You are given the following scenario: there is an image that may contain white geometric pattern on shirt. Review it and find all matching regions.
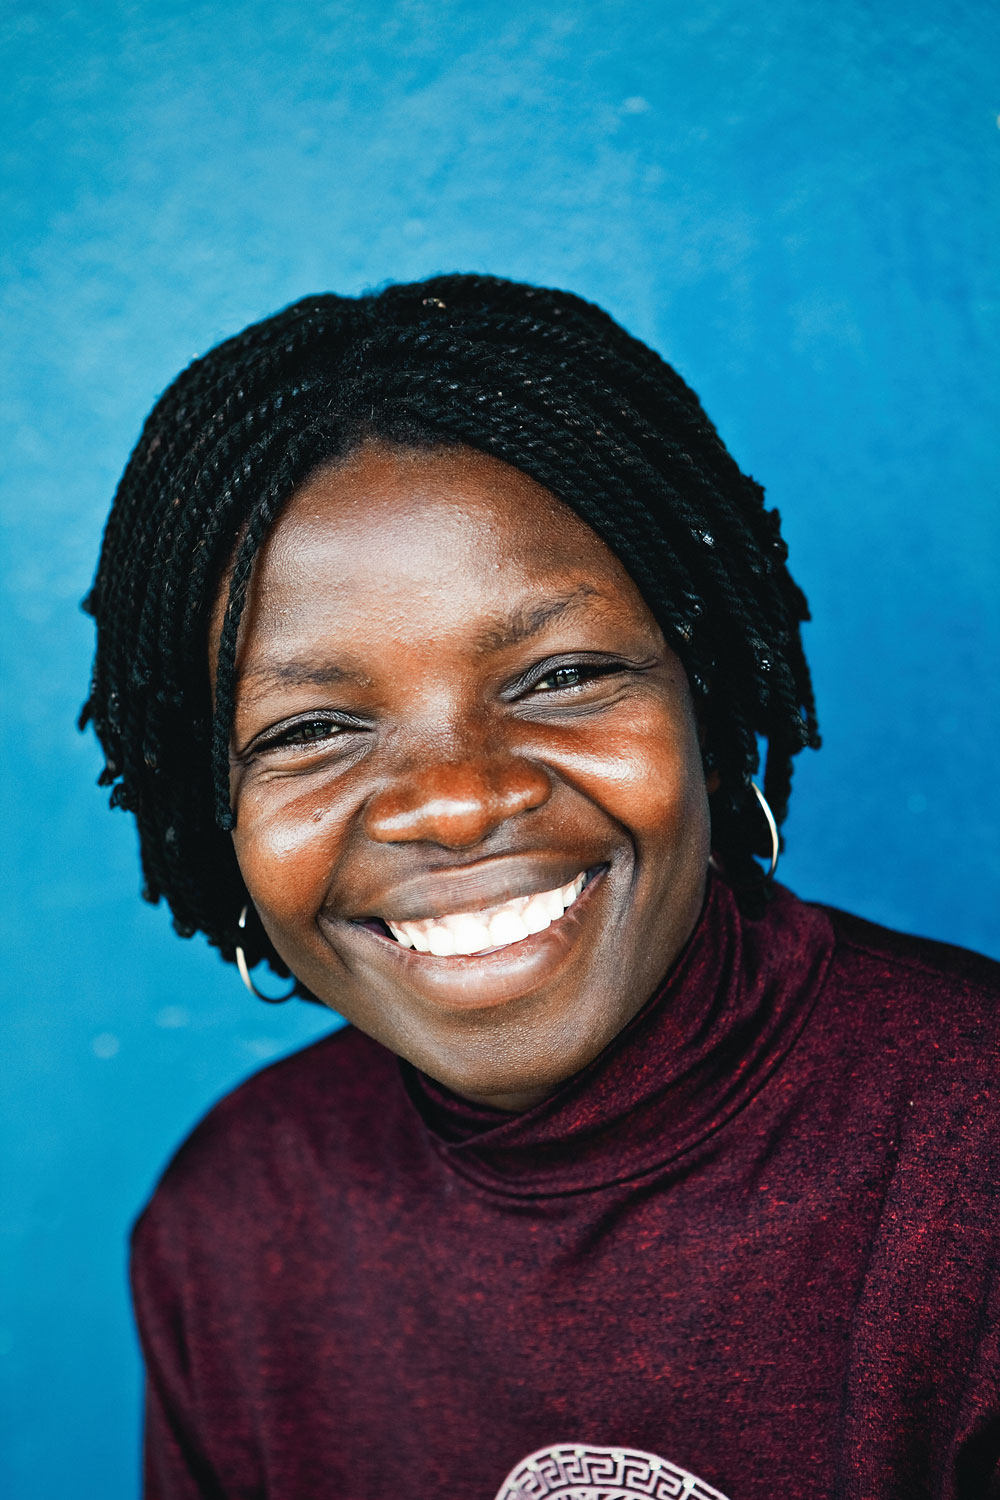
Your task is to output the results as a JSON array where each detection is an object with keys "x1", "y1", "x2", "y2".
[{"x1": 494, "y1": 1442, "x2": 731, "y2": 1500}]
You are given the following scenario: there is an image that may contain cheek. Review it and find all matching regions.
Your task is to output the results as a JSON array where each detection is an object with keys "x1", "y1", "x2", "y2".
[
  {"x1": 549, "y1": 699, "x2": 709, "y2": 851},
  {"x1": 231, "y1": 778, "x2": 345, "y2": 929}
]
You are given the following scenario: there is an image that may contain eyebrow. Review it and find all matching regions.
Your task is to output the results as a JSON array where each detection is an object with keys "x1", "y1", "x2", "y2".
[
  {"x1": 474, "y1": 585, "x2": 603, "y2": 651},
  {"x1": 238, "y1": 660, "x2": 371, "y2": 690},
  {"x1": 238, "y1": 585, "x2": 604, "y2": 691}
]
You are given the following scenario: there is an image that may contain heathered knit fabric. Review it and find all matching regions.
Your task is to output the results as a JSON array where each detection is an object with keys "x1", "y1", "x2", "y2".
[{"x1": 131, "y1": 875, "x2": 1000, "y2": 1499}]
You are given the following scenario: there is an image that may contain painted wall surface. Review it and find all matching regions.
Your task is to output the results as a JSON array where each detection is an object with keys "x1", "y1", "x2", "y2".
[{"x1": 2, "y1": 2, "x2": 997, "y2": 1493}]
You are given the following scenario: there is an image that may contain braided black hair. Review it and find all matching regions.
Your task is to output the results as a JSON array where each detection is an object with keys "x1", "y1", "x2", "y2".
[{"x1": 80, "y1": 273, "x2": 819, "y2": 992}]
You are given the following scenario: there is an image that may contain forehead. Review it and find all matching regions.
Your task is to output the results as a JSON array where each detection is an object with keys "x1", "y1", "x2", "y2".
[{"x1": 245, "y1": 441, "x2": 645, "y2": 623}]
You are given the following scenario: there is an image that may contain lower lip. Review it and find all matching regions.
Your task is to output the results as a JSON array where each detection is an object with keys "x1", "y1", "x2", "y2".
[{"x1": 339, "y1": 867, "x2": 607, "y2": 1010}]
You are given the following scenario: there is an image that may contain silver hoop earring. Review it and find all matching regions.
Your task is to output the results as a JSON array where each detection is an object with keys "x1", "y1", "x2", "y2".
[
  {"x1": 235, "y1": 905, "x2": 297, "y2": 1003},
  {"x1": 751, "y1": 781, "x2": 779, "y2": 879}
]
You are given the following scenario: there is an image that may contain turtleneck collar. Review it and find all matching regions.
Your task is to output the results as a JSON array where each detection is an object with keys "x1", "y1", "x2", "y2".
[{"x1": 401, "y1": 873, "x2": 834, "y2": 1197}]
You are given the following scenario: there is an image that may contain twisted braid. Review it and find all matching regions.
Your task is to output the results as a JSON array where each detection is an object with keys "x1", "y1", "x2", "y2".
[{"x1": 82, "y1": 273, "x2": 819, "y2": 987}]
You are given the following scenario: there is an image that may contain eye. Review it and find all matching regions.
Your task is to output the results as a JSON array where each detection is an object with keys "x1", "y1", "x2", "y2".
[
  {"x1": 528, "y1": 662, "x2": 616, "y2": 693},
  {"x1": 248, "y1": 714, "x2": 360, "y2": 755},
  {"x1": 283, "y1": 719, "x2": 344, "y2": 745}
]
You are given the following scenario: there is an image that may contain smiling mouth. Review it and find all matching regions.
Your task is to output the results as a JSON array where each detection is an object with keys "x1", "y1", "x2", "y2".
[{"x1": 367, "y1": 871, "x2": 591, "y2": 957}]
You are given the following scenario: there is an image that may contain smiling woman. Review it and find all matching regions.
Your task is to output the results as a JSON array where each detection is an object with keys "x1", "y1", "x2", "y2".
[
  {"x1": 81, "y1": 276, "x2": 1000, "y2": 1500},
  {"x1": 223, "y1": 443, "x2": 711, "y2": 1111}
]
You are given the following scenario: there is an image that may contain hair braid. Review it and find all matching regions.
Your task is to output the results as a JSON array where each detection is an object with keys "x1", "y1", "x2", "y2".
[{"x1": 82, "y1": 273, "x2": 820, "y2": 986}]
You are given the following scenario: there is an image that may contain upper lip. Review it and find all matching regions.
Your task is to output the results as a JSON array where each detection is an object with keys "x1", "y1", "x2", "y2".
[{"x1": 342, "y1": 855, "x2": 598, "y2": 924}]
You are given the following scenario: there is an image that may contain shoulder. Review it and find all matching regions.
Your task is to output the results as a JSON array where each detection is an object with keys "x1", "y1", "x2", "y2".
[
  {"x1": 823, "y1": 902, "x2": 1000, "y2": 998},
  {"x1": 132, "y1": 1023, "x2": 408, "y2": 1262},
  {"x1": 818, "y1": 901, "x2": 1000, "y2": 1023},
  {"x1": 798, "y1": 896, "x2": 1000, "y2": 1094},
  {"x1": 171, "y1": 1019, "x2": 400, "y2": 1155}
]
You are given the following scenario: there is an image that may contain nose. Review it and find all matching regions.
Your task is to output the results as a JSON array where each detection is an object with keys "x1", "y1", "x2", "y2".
[{"x1": 363, "y1": 755, "x2": 552, "y2": 848}]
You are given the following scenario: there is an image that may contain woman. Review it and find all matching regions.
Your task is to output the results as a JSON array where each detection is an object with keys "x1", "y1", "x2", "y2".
[{"x1": 82, "y1": 275, "x2": 1000, "y2": 1500}]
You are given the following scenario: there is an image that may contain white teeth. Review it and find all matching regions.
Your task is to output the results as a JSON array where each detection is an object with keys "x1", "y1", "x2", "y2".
[
  {"x1": 522, "y1": 895, "x2": 553, "y2": 935},
  {"x1": 426, "y1": 927, "x2": 456, "y2": 957},
  {"x1": 543, "y1": 887, "x2": 565, "y2": 920},
  {"x1": 444, "y1": 913, "x2": 493, "y2": 954},
  {"x1": 384, "y1": 871, "x2": 589, "y2": 958},
  {"x1": 388, "y1": 921, "x2": 428, "y2": 952},
  {"x1": 489, "y1": 907, "x2": 530, "y2": 946}
]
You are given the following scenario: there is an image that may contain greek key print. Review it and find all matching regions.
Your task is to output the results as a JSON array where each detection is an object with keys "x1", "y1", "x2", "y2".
[{"x1": 494, "y1": 1442, "x2": 731, "y2": 1500}]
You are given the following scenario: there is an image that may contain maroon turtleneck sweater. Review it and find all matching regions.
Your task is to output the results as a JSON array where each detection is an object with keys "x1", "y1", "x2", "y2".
[{"x1": 131, "y1": 877, "x2": 1000, "y2": 1499}]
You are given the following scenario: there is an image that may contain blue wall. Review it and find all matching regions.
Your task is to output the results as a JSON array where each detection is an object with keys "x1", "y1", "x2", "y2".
[{"x1": 3, "y1": 2, "x2": 998, "y2": 1493}]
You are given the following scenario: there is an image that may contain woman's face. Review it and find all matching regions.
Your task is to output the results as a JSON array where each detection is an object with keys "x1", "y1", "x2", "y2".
[{"x1": 219, "y1": 441, "x2": 713, "y2": 1110}]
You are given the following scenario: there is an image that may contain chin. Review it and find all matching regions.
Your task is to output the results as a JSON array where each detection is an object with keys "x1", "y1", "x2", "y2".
[{"x1": 414, "y1": 1000, "x2": 631, "y2": 1113}]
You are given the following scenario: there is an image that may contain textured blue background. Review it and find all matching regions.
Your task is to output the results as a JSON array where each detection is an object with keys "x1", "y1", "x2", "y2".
[{"x1": 2, "y1": 2, "x2": 998, "y2": 1493}]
